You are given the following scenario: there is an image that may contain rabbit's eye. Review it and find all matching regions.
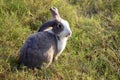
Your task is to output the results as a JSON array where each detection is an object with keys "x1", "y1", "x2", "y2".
[{"x1": 57, "y1": 24, "x2": 62, "y2": 28}]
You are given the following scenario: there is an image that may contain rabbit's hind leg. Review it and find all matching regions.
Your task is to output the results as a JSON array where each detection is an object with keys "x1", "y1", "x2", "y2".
[
  {"x1": 45, "y1": 53, "x2": 54, "y2": 68},
  {"x1": 45, "y1": 57, "x2": 53, "y2": 68}
]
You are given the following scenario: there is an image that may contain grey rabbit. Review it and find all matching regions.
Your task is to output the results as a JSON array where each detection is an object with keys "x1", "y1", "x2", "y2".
[{"x1": 18, "y1": 7, "x2": 72, "y2": 69}]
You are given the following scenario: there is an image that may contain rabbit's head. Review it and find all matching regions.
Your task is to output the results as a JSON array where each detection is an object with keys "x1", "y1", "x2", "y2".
[
  {"x1": 52, "y1": 19, "x2": 72, "y2": 38},
  {"x1": 50, "y1": 7, "x2": 72, "y2": 38},
  {"x1": 38, "y1": 7, "x2": 72, "y2": 38}
]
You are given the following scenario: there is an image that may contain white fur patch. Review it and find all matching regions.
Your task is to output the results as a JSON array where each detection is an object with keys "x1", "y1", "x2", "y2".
[{"x1": 57, "y1": 37, "x2": 68, "y2": 54}]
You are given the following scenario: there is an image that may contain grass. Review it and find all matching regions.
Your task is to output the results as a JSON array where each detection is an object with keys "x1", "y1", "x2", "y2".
[{"x1": 0, "y1": 0, "x2": 120, "y2": 80}]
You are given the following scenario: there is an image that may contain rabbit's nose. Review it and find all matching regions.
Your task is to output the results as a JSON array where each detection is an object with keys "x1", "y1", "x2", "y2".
[{"x1": 66, "y1": 32, "x2": 72, "y2": 37}]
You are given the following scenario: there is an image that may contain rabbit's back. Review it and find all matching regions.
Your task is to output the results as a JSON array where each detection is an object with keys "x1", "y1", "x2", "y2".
[{"x1": 19, "y1": 32, "x2": 57, "y2": 68}]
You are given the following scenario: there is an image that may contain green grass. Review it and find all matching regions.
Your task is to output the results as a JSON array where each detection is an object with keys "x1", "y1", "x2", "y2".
[{"x1": 0, "y1": 0, "x2": 120, "y2": 80}]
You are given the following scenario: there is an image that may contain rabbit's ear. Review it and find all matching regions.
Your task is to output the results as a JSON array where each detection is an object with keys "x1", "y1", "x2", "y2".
[
  {"x1": 50, "y1": 7, "x2": 62, "y2": 22},
  {"x1": 38, "y1": 20, "x2": 57, "y2": 32},
  {"x1": 38, "y1": 7, "x2": 61, "y2": 32}
]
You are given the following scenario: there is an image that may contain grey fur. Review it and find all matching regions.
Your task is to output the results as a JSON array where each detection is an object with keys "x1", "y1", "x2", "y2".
[
  {"x1": 18, "y1": 32, "x2": 58, "y2": 68},
  {"x1": 38, "y1": 20, "x2": 57, "y2": 32}
]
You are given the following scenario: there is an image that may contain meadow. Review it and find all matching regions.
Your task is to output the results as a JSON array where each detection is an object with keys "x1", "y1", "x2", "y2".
[{"x1": 0, "y1": 0, "x2": 120, "y2": 80}]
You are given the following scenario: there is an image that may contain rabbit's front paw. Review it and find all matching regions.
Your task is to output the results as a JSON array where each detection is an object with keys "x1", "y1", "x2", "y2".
[{"x1": 53, "y1": 56, "x2": 58, "y2": 61}]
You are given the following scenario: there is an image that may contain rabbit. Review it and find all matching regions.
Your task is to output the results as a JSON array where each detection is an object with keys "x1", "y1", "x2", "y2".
[{"x1": 18, "y1": 7, "x2": 72, "y2": 69}]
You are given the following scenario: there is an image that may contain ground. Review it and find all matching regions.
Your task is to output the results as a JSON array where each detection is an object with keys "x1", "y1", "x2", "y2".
[{"x1": 0, "y1": 0, "x2": 120, "y2": 80}]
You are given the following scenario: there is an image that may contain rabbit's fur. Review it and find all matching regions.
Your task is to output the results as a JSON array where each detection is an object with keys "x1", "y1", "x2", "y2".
[
  {"x1": 19, "y1": 31, "x2": 58, "y2": 68},
  {"x1": 18, "y1": 7, "x2": 72, "y2": 69}
]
